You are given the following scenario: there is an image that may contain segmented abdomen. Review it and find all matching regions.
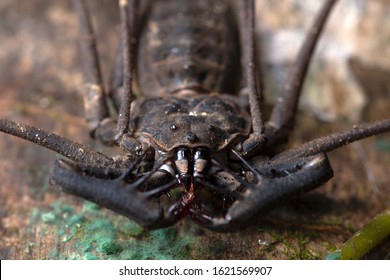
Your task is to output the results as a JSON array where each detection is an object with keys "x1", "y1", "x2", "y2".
[{"x1": 137, "y1": 0, "x2": 240, "y2": 96}]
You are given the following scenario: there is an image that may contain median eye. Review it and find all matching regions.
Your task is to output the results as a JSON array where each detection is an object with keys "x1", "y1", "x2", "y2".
[{"x1": 186, "y1": 132, "x2": 198, "y2": 143}]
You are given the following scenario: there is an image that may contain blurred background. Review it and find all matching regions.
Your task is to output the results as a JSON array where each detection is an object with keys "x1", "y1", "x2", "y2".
[{"x1": 0, "y1": 0, "x2": 389, "y2": 259}]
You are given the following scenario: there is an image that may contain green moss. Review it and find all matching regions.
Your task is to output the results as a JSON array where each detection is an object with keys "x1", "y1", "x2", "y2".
[
  {"x1": 101, "y1": 241, "x2": 122, "y2": 255},
  {"x1": 41, "y1": 212, "x2": 57, "y2": 224},
  {"x1": 117, "y1": 227, "x2": 194, "y2": 260},
  {"x1": 82, "y1": 201, "x2": 101, "y2": 213},
  {"x1": 83, "y1": 252, "x2": 100, "y2": 260},
  {"x1": 32, "y1": 200, "x2": 197, "y2": 260},
  {"x1": 255, "y1": 227, "x2": 322, "y2": 260},
  {"x1": 207, "y1": 239, "x2": 228, "y2": 258}
]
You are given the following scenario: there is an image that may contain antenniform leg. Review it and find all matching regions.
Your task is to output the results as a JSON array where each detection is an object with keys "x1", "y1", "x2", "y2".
[
  {"x1": 115, "y1": 0, "x2": 139, "y2": 139},
  {"x1": 237, "y1": 0, "x2": 266, "y2": 157},
  {"x1": 73, "y1": 0, "x2": 143, "y2": 156},
  {"x1": 0, "y1": 119, "x2": 114, "y2": 167},
  {"x1": 72, "y1": 0, "x2": 118, "y2": 145},
  {"x1": 266, "y1": 0, "x2": 337, "y2": 147}
]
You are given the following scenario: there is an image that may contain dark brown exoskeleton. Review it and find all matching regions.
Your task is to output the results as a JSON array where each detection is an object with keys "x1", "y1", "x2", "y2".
[{"x1": 1, "y1": 0, "x2": 390, "y2": 231}]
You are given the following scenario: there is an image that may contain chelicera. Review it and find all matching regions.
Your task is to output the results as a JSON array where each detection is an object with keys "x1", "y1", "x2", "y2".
[{"x1": 1, "y1": 0, "x2": 389, "y2": 232}]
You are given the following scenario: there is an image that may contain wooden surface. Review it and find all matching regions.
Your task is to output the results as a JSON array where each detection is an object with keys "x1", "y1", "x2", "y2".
[{"x1": 1, "y1": 0, "x2": 390, "y2": 260}]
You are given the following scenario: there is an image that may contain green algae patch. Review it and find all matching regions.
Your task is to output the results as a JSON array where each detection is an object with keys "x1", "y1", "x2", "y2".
[
  {"x1": 119, "y1": 227, "x2": 194, "y2": 260},
  {"x1": 41, "y1": 212, "x2": 57, "y2": 224},
  {"x1": 31, "y1": 200, "x2": 196, "y2": 260},
  {"x1": 101, "y1": 241, "x2": 122, "y2": 255}
]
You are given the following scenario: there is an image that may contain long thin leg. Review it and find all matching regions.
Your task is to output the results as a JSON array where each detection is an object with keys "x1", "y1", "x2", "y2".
[
  {"x1": 72, "y1": 0, "x2": 112, "y2": 139},
  {"x1": 0, "y1": 119, "x2": 114, "y2": 167},
  {"x1": 108, "y1": 40, "x2": 124, "y2": 112},
  {"x1": 239, "y1": 0, "x2": 266, "y2": 156},
  {"x1": 274, "y1": 119, "x2": 390, "y2": 161},
  {"x1": 266, "y1": 0, "x2": 338, "y2": 145},
  {"x1": 115, "y1": 0, "x2": 139, "y2": 138}
]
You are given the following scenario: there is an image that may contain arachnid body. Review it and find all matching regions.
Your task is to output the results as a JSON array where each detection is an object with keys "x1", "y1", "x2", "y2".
[{"x1": 0, "y1": 0, "x2": 390, "y2": 232}]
